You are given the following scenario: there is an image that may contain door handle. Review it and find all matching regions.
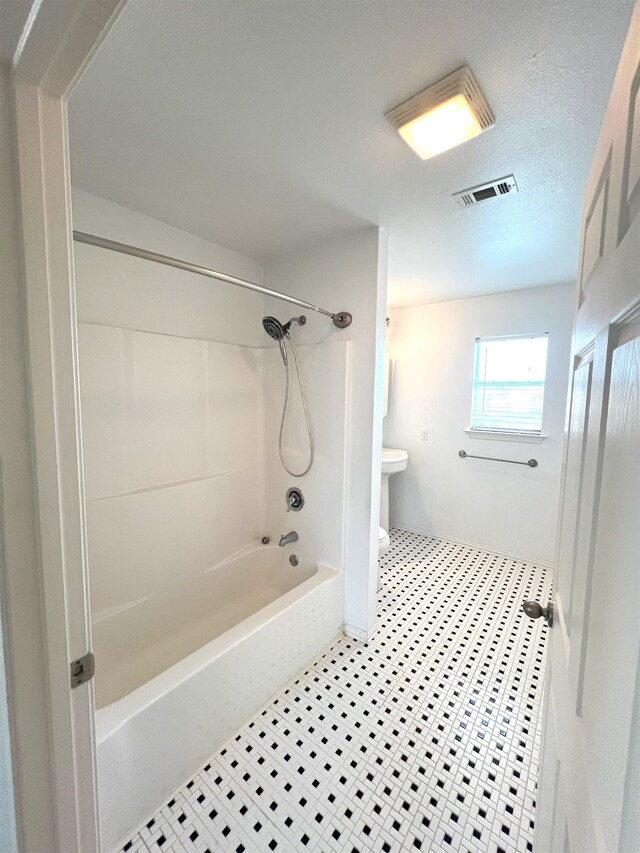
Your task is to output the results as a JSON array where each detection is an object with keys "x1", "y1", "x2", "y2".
[{"x1": 523, "y1": 600, "x2": 554, "y2": 627}]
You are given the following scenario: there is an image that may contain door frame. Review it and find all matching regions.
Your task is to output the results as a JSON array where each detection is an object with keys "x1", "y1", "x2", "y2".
[{"x1": 6, "y1": 2, "x2": 127, "y2": 849}]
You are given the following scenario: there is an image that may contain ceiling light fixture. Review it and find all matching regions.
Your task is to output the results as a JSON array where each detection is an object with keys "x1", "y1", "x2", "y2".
[{"x1": 385, "y1": 66, "x2": 494, "y2": 160}]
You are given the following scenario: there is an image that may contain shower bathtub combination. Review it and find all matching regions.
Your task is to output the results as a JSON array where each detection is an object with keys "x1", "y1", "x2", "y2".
[
  {"x1": 95, "y1": 542, "x2": 343, "y2": 849},
  {"x1": 74, "y1": 199, "x2": 357, "y2": 850}
]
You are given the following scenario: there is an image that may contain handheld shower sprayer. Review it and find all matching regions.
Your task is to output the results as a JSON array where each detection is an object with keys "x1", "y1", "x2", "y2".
[
  {"x1": 261, "y1": 316, "x2": 306, "y2": 366},
  {"x1": 261, "y1": 314, "x2": 313, "y2": 476}
]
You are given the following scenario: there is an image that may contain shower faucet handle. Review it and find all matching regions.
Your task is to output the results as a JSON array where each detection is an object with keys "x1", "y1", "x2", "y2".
[{"x1": 286, "y1": 488, "x2": 304, "y2": 512}]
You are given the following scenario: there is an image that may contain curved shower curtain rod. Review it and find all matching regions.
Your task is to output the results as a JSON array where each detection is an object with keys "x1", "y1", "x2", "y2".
[{"x1": 73, "y1": 231, "x2": 353, "y2": 328}]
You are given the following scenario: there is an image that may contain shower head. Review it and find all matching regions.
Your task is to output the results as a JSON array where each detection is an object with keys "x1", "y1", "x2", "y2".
[
  {"x1": 262, "y1": 316, "x2": 289, "y2": 365},
  {"x1": 262, "y1": 315, "x2": 306, "y2": 340},
  {"x1": 262, "y1": 315, "x2": 306, "y2": 366},
  {"x1": 262, "y1": 316, "x2": 286, "y2": 341}
]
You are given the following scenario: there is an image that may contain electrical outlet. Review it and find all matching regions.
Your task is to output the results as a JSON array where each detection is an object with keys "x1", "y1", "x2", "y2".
[{"x1": 420, "y1": 428, "x2": 429, "y2": 441}]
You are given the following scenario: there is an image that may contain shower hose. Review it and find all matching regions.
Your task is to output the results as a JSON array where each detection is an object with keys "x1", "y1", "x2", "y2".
[{"x1": 279, "y1": 333, "x2": 314, "y2": 477}]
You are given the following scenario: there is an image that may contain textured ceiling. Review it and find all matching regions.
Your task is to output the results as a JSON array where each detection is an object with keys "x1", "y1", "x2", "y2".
[{"x1": 68, "y1": 0, "x2": 635, "y2": 306}]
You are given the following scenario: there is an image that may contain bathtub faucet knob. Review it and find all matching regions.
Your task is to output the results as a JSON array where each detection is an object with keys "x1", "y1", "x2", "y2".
[
  {"x1": 279, "y1": 531, "x2": 299, "y2": 547},
  {"x1": 286, "y1": 488, "x2": 304, "y2": 512}
]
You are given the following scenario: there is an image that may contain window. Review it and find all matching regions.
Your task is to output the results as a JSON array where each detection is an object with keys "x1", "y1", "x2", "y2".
[{"x1": 470, "y1": 334, "x2": 549, "y2": 434}]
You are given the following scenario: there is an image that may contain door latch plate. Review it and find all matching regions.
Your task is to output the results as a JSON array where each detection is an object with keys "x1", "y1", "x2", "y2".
[{"x1": 70, "y1": 652, "x2": 95, "y2": 688}]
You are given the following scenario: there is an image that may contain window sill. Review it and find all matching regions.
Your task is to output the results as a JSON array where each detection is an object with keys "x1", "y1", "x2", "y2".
[{"x1": 464, "y1": 429, "x2": 547, "y2": 444}]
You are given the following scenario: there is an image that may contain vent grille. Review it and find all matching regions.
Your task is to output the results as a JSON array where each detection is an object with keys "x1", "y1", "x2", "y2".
[{"x1": 453, "y1": 175, "x2": 518, "y2": 209}]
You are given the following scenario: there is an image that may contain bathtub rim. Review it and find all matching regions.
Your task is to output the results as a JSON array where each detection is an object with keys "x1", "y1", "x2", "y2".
[{"x1": 95, "y1": 562, "x2": 339, "y2": 743}]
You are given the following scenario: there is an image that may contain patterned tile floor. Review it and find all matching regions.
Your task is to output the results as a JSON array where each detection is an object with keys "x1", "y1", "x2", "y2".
[{"x1": 119, "y1": 529, "x2": 551, "y2": 853}]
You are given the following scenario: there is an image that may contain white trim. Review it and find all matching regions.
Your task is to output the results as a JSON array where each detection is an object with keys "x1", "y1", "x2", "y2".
[
  {"x1": 344, "y1": 622, "x2": 379, "y2": 644},
  {"x1": 7, "y1": 2, "x2": 128, "y2": 850},
  {"x1": 464, "y1": 428, "x2": 548, "y2": 444},
  {"x1": 14, "y1": 78, "x2": 99, "y2": 853},
  {"x1": 14, "y1": 0, "x2": 125, "y2": 96},
  {"x1": 0, "y1": 64, "x2": 58, "y2": 853},
  {"x1": 391, "y1": 525, "x2": 555, "y2": 570}
]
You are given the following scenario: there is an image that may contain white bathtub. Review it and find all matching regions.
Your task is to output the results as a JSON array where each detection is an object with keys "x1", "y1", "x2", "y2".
[{"x1": 94, "y1": 543, "x2": 343, "y2": 851}]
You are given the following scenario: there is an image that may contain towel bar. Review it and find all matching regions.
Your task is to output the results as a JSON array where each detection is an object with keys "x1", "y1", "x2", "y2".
[{"x1": 458, "y1": 450, "x2": 538, "y2": 468}]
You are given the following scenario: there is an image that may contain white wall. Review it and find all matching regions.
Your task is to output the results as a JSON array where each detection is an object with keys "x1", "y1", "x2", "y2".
[
  {"x1": 263, "y1": 227, "x2": 388, "y2": 639},
  {"x1": 73, "y1": 190, "x2": 267, "y2": 629},
  {"x1": 384, "y1": 283, "x2": 574, "y2": 565},
  {"x1": 0, "y1": 64, "x2": 53, "y2": 853}
]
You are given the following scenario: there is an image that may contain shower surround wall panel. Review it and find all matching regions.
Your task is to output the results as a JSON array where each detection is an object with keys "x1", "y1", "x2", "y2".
[
  {"x1": 261, "y1": 339, "x2": 350, "y2": 572},
  {"x1": 78, "y1": 326, "x2": 264, "y2": 620},
  {"x1": 74, "y1": 190, "x2": 267, "y2": 627},
  {"x1": 72, "y1": 189, "x2": 263, "y2": 345},
  {"x1": 263, "y1": 226, "x2": 388, "y2": 641}
]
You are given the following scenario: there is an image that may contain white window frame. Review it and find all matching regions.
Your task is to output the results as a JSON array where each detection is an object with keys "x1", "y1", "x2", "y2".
[{"x1": 466, "y1": 332, "x2": 550, "y2": 443}]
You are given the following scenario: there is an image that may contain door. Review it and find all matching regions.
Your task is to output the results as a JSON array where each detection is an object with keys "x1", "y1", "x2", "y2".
[{"x1": 534, "y1": 5, "x2": 640, "y2": 851}]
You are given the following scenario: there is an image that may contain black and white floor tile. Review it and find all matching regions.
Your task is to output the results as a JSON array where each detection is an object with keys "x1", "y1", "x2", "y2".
[{"x1": 119, "y1": 529, "x2": 551, "y2": 853}]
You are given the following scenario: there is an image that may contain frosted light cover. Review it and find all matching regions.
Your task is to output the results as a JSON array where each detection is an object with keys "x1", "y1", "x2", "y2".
[{"x1": 398, "y1": 94, "x2": 482, "y2": 160}]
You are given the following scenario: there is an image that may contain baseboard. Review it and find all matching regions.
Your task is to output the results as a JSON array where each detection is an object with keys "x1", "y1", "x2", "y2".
[
  {"x1": 391, "y1": 524, "x2": 555, "y2": 570},
  {"x1": 344, "y1": 622, "x2": 378, "y2": 644}
]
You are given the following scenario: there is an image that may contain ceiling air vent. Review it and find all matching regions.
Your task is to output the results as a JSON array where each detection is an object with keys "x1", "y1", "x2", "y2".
[{"x1": 453, "y1": 175, "x2": 518, "y2": 209}]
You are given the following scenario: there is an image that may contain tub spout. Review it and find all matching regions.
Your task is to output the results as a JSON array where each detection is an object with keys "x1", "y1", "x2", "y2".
[{"x1": 279, "y1": 531, "x2": 299, "y2": 546}]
